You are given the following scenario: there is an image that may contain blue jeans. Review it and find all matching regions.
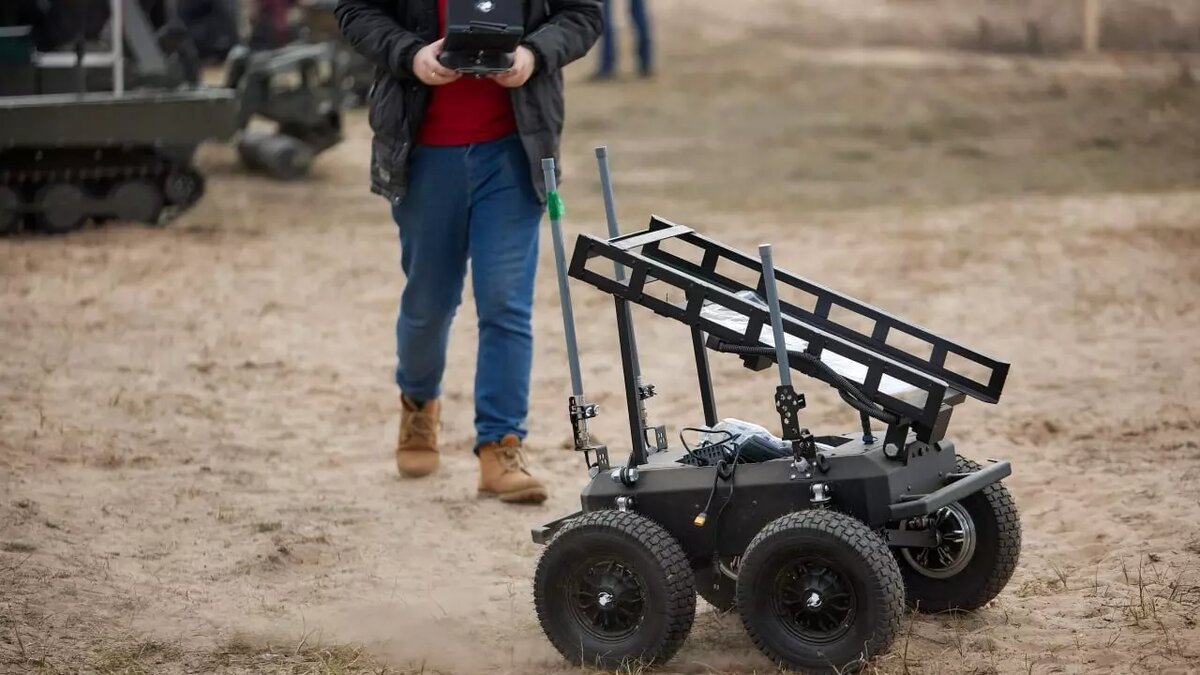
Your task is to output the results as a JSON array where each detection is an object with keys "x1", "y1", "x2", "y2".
[
  {"x1": 391, "y1": 134, "x2": 543, "y2": 447},
  {"x1": 597, "y1": 0, "x2": 653, "y2": 75}
]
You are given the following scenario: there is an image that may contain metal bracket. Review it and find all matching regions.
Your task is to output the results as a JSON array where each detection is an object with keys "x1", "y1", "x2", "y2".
[
  {"x1": 889, "y1": 460, "x2": 1012, "y2": 520},
  {"x1": 580, "y1": 445, "x2": 610, "y2": 473},
  {"x1": 531, "y1": 510, "x2": 582, "y2": 545},
  {"x1": 637, "y1": 383, "x2": 657, "y2": 400},
  {"x1": 568, "y1": 395, "x2": 598, "y2": 447},
  {"x1": 568, "y1": 395, "x2": 608, "y2": 471},
  {"x1": 570, "y1": 395, "x2": 599, "y2": 422},
  {"x1": 791, "y1": 427, "x2": 817, "y2": 464},
  {"x1": 810, "y1": 481, "x2": 832, "y2": 507},
  {"x1": 883, "y1": 421, "x2": 911, "y2": 463},
  {"x1": 775, "y1": 384, "x2": 806, "y2": 441},
  {"x1": 884, "y1": 527, "x2": 938, "y2": 548},
  {"x1": 644, "y1": 424, "x2": 668, "y2": 455},
  {"x1": 592, "y1": 445, "x2": 610, "y2": 471}
]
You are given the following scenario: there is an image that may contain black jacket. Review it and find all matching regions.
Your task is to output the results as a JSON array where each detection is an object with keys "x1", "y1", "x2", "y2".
[{"x1": 334, "y1": 0, "x2": 602, "y2": 204}]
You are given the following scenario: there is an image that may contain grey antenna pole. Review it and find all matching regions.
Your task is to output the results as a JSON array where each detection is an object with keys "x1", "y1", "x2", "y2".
[
  {"x1": 595, "y1": 146, "x2": 625, "y2": 278},
  {"x1": 762, "y1": 244, "x2": 810, "y2": 456},
  {"x1": 759, "y1": 244, "x2": 792, "y2": 388},
  {"x1": 545, "y1": 158, "x2": 605, "y2": 467},
  {"x1": 543, "y1": 158, "x2": 584, "y2": 398},
  {"x1": 111, "y1": 0, "x2": 124, "y2": 95},
  {"x1": 595, "y1": 146, "x2": 640, "y2": 374},
  {"x1": 596, "y1": 147, "x2": 660, "y2": 464}
]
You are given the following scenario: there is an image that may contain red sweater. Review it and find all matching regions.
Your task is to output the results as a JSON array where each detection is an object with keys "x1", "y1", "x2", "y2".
[{"x1": 417, "y1": 0, "x2": 519, "y2": 146}]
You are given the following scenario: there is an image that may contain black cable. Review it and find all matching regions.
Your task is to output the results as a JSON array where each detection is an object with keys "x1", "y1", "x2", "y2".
[
  {"x1": 680, "y1": 426, "x2": 733, "y2": 466},
  {"x1": 681, "y1": 423, "x2": 745, "y2": 569},
  {"x1": 860, "y1": 410, "x2": 876, "y2": 444},
  {"x1": 696, "y1": 459, "x2": 724, "y2": 523},
  {"x1": 681, "y1": 427, "x2": 738, "y2": 529},
  {"x1": 707, "y1": 437, "x2": 745, "y2": 564},
  {"x1": 837, "y1": 388, "x2": 898, "y2": 426}
]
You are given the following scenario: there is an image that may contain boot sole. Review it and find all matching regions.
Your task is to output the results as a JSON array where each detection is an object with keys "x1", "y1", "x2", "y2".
[
  {"x1": 396, "y1": 451, "x2": 438, "y2": 478},
  {"x1": 478, "y1": 487, "x2": 548, "y2": 504},
  {"x1": 397, "y1": 466, "x2": 438, "y2": 478}
]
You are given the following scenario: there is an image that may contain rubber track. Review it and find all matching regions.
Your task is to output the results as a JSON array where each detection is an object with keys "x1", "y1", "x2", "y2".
[
  {"x1": 955, "y1": 456, "x2": 1022, "y2": 609},
  {"x1": 740, "y1": 510, "x2": 905, "y2": 674},
  {"x1": 534, "y1": 510, "x2": 696, "y2": 666}
]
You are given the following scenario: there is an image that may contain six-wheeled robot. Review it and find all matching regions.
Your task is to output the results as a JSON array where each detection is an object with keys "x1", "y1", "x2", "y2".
[{"x1": 531, "y1": 152, "x2": 1022, "y2": 674}]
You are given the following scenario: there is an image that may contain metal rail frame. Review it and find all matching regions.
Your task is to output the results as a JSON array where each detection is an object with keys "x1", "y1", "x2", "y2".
[
  {"x1": 568, "y1": 218, "x2": 1010, "y2": 462},
  {"x1": 636, "y1": 217, "x2": 1009, "y2": 403}
]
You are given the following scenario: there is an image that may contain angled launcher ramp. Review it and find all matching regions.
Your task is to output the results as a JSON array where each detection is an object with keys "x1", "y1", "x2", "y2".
[{"x1": 567, "y1": 217, "x2": 1010, "y2": 433}]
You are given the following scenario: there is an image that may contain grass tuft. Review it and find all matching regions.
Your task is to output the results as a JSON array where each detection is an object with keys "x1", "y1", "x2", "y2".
[
  {"x1": 0, "y1": 541, "x2": 37, "y2": 553},
  {"x1": 210, "y1": 631, "x2": 405, "y2": 674},
  {"x1": 91, "y1": 640, "x2": 181, "y2": 675}
]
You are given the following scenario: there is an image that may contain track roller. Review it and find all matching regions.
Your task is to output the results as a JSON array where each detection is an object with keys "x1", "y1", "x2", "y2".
[
  {"x1": 37, "y1": 183, "x2": 88, "y2": 234},
  {"x1": 0, "y1": 185, "x2": 23, "y2": 234},
  {"x1": 109, "y1": 179, "x2": 166, "y2": 225}
]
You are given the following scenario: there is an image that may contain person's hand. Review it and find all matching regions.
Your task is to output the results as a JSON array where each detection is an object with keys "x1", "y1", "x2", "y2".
[
  {"x1": 489, "y1": 46, "x2": 536, "y2": 88},
  {"x1": 412, "y1": 39, "x2": 461, "y2": 86}
]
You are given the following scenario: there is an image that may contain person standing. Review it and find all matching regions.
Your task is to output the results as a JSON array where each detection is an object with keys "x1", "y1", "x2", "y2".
[
  {"x1": 593, "y1": 0, "x2": 652, "y2": 79},
  {"x1": 334, "y1": 0, "x2": 602, "y2": 504}
]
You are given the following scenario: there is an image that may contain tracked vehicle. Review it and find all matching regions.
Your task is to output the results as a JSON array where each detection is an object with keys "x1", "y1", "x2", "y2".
[
  {"x1": 0, "y1": 88, "x2": 236, "y2": 234},
  {"x1": 532, "y1": 151, "x2": 1022, "y2": 674},
  {"x1": 0, "y1": 4, "x2": 236, "y2": 234},
  {"x1": 1, "y1": 0, "x2": 344, "y2": 234}
]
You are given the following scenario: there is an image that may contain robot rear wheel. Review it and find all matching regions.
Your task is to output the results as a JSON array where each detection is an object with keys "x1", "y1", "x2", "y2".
[{"x1": 895, "y1": 455, "x2": 1022, "y2": 612}]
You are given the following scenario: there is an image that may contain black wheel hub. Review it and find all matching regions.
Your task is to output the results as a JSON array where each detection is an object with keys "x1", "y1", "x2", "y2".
[
  {"x1": 567, "y1": 559, "x2": 646, "y2": 640},
  {"x1": 901, "y1": 502, "x2": 977, "y2": 579},
  {"x1": 772, "y1": 557, "x2": 857, "y2": 644}
]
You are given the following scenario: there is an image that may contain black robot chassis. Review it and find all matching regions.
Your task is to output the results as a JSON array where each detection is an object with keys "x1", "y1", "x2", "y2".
[{"x1": 531, "y1": 151, "x2": 1022, "y2": 674}]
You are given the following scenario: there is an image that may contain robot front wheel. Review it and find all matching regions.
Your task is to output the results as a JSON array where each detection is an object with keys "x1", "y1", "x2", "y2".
[
  {"x1": 736, "y1": 510, "x2": 906, "y2": 674},
  {"x1": 534, "y1": 508, "x2": 907, "y2": 674},
  {"x1": 533, "y1": 510, "x2": 696, "y2": 670}
]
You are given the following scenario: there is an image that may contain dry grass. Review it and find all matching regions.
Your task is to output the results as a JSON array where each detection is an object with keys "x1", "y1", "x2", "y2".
[
  {"x1": 90, "y1": 640, "x2": 183, "y2": 675},
  {"x1": 7, "y1": 632, "x2": 411, "y2": 675},
  {"x1": 209, "y1": 632, "x2": 406, "y2": 674}
]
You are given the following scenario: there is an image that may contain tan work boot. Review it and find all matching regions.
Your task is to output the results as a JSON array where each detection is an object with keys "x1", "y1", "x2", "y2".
[
  {"x1": 477, "y1": 434, "x2": 548, "y2": 504},
  {"x1": 395, "y1": 396, "x2": 440, "y2": 478}
]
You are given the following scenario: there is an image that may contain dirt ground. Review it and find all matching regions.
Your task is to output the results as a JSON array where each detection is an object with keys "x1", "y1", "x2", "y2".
[
  {"x1": 744, "y1": 0, "x2": 1200, "y2": 53},
  {"x1": 3, "y1": 2, "x2": 1200, "y2": 674}
]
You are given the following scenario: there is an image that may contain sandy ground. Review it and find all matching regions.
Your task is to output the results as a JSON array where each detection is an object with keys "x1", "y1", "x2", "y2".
[
  {"x1": 726, "y1": 0, "x2": 1200, "y2": 52},
  {"x1": 3, "y1": 2, "x2": 1200, "y2": 674}
]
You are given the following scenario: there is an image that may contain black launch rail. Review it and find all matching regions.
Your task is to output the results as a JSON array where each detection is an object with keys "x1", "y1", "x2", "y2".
[{"x1": 566, "y1": 216, "x2": 1010, "y2": 462}]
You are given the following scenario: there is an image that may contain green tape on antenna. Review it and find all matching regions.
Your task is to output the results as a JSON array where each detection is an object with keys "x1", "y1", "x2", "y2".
[{"x1": 547, "y1": 191, "x2": 565, "y2": 221}]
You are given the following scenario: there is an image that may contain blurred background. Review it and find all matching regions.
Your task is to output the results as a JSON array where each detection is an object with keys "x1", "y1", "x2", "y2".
[{"x1": 2, "y1": 1, "x2": 1198, "y2": 674}]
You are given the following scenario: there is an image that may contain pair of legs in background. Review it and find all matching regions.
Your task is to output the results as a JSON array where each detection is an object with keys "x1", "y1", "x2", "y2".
[
  {"x1": 390, "y1": 134, "x2": 547, "y2": 504},
  {"x1": 595, "y1": 0, "x2": 654, "y2": 78}
]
